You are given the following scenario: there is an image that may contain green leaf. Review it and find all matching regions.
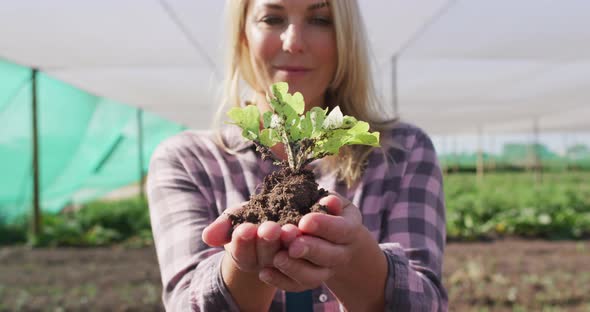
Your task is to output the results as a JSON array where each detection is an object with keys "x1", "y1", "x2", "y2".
[
  {"x1": 231, "y1": 82, "x2": 381, "y2": 169},
  {"x1": 271, "y1": 82, "x2": 289, "y2": 101},
  {"x1": 268, "y1": 83, "x2": 304, "y2": 137},
  {"x1": 282, "y1": 102, "x2": 299, "y2": 131},
  {"x1": 262, "y1": 111, "x2": 274, "y2": 129},
  {"x1": 311, "y1": 124, "x2": 380, "y2": 156},
  {"x1": 269, "y1": 97, "x2": 283, "y2": 114},
  {"x1": 308, "y1": 107, "x2": 328, "y2": 137},
  {"x1": 242, "y1": 129, "x2": 258, "y2": 141},
  {"x1": 227, "y1": 105, "x2": 260, "y2": 139},
  {"x1": 259, "y1": 128, "x2": 281, "y2": 147},
  {"x1": 345, "y1": 132, "x2": 380, "y2": 146},
  {"x1": 285, "y1": 92, "x2": 305, "y2": 115},
  {"x1": 348, "y1": 120, "x2": 370, "y2": 134},
  {"x1": 300, "y1": 114, "x2": 313, "y2": 138},
  {"x1": 316, "y1": 129, "x2": 348, "y2": 155},
  {"x1": 288, "y1": 118, "x2": 303, "y2": 141},
  {"x1": 342, "y1": 116, "x2": 358, "y2": 129},
  {"x1": 268, "y1": 92, "x2": 298, "y2": 130}
]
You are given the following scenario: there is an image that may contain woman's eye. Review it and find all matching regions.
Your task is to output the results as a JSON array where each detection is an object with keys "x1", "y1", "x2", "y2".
[
  {"x1": 309, "y1": 16, "x2": 332, "y2": 26},
  {"x1": 260, "y1": 16, "x2": 284, "y2": 26}
]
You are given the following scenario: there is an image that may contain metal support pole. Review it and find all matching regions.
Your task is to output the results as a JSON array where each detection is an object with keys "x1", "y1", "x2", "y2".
[
  {"x1": 562, "y1": 133, "x2": 569, "y2": 172},
  {"x1": 442, "y1": 135, "x2": 448, "y2": 175},
  {"x1": 137, "y1": 109, "x2": 145, "y2": 199},
  {"x1": 476, "y1": 127, "x2": 484, "y2": 183},
  {"x1": 532, "y1": 118, "x2": 542, "y2": 183},
  {"x1": 31, "y1": 69, "x2": 41, "y2": 239},
  {"x1": 489, "y1": 134, "x2": 496, "y2": 171},
  {"x1": 452, "y1": 136, "x2": 458, "y2": 173},
  {"x1": 391, "y1": 55, "x2": 399, "y2": 118}
]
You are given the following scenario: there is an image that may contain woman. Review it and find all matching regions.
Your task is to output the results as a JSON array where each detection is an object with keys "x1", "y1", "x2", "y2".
[{"x1": 147, "y1": 0, "x2": 448, "y2": 311}]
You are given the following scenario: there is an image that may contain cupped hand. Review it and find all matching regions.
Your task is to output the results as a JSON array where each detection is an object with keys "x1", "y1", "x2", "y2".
[
  {"x1": 259, "y1": 193, "x2": 363, "y2": 292},
  {"x1": 202, "y1": 203, "x2": 302, "y2": 273}
]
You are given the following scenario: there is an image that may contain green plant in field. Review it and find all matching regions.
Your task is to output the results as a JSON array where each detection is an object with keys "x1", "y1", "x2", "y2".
[
  {"x1": 227, "y1": 82, "x2": 380, "y2": 171},
  {"x1": 28, "y1": 213, "x2": 86, "y2": 247},
  {"x1": 444, "y1": 172, "x2": 590, "y2": 240},
  {"x1": 77, "y1": 197, "x2": 151, "y2": 237},
  {"x1": 4, "y1": 171, "x2": 589, "y2": 245},
  {"x1": 0, "y1": 218, "x2": 27, "y2": 245},
  {"x1": 3, "y1": 197, "x2": 154, "y2": 247}
]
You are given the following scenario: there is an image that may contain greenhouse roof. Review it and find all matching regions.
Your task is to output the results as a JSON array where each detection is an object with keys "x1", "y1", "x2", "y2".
[{"x1": 0, "y1": 0, "x2": 588, "y2": 135}]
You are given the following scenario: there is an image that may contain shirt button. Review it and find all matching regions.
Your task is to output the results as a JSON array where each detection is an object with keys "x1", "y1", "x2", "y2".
[{"x1": 319, "y1": 293, "x2": 328, "y2": 303}]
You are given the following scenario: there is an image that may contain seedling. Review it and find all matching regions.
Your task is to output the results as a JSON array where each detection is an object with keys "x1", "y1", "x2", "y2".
[{"x1": 227, "y1": 82, "x2": 380, "y2": 226}]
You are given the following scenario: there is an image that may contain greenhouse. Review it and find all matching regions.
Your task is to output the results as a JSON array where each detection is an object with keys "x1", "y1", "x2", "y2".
[
  {"x1": 1, "y1": 1, "x2": 590, "y2": 311},
  {"x1": 1, "y1": 0, "x2": 589, "y2": 222}
]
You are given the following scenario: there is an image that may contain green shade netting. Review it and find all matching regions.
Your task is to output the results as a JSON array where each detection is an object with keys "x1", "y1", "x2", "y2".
[
  {"x1": 439, "y1": 143, "x2": 590, "y2": 169},
  {"x1": 0, "y1": 60, "x2": 184, "y2": 222}
]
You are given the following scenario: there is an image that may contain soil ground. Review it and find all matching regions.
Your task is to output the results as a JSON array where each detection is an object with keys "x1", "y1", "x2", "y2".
[
  {"x1": 229, "y1": 167, "x2": 328, "y2": 227},
  {"x1": 0, "y1": 239, "x2": 589, "y2": 311}
]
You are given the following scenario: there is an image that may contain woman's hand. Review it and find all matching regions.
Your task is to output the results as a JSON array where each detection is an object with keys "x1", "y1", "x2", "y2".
[
  {"x1": 202, "y1": 203, "x2": 301, "y2": 273},
  {"x1": 258, "y1": 193, "x2": 364, "y2": 292}
]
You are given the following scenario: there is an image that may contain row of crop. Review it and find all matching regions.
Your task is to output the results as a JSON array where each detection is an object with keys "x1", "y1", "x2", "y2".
[
  {"x1": 1, "y1": 173, "x2": 588, "y2": 246},
  {"x1": 0, "y1": 197, "x2": 152, "y2": 247},
  {"x1": 445, "y1": 173, "x2": 590, "y2": 240}
]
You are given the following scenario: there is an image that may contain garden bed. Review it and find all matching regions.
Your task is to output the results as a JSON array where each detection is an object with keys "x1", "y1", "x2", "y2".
[{"x1": 1, "y1": 239, "x2": 589, "y2": 311}]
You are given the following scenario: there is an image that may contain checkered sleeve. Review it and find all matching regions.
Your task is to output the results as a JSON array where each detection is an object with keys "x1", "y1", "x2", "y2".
[
  {"x1": 380, "y1": 128, "x2": 448, "y2": 311},
  {"x1": 146, "y1": 135, "x2": 239, "y2": 312}
]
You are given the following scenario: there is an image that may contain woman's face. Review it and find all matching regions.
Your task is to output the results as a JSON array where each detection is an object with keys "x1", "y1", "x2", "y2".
[{"x1": 244, "y1": 0, "x2": 337, "y2": 111}]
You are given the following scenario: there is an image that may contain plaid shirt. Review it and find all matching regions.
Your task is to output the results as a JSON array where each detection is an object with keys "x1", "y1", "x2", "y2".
[{"x1": 147, "y1": 122, "x2": 448, "y2": 311}]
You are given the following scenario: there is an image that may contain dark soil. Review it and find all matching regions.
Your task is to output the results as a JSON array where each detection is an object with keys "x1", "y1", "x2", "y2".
[
  {"x1": 445, "y1": 239, "x2": 590, "y2": 311},
  {"x1": 0, "y1": 245, "x2": 163, "y2": 312},
  {"x1": 228, "y1": 167, "x2": 329, "y2": 227},
  {"x1": 0, "y1": 239, "x2": 589, "y2": 311}
]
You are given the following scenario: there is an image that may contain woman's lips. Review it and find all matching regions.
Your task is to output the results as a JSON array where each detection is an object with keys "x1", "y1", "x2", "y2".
[{"x1": 274, "y1": 66, "x2": 311, "y2": 78}]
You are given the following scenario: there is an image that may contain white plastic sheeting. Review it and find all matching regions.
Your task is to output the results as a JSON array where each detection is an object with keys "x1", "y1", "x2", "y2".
[
  {"x1": 396, "y1": 0, "x2": 590, "y2": 134},
  {"x1": 0, "y1": 0, "x2": 588, "y2": 134}
]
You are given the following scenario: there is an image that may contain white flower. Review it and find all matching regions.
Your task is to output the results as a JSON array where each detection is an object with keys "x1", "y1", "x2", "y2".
[
  {"x1": 322, "y1": 106, "x2": 343, "y2": 129},
  {"x1": 270, "y1": 114, "x2": 282, "y2": 128}
]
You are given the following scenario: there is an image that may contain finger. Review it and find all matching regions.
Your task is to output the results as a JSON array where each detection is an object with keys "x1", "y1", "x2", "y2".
[
  {"x1": 202, "y1": 202, "x2": 248, "y2": 246},
  {"x1": 320, "y1": 194, "x2": 358, "y2": 218},
  {"x1": 226, "y1": 222, "x2": 258, "y2": 271},
  {"x1": 258, "y1": 267, "x2": 306, "y2": 292},
  {"x1": 298, "y1": 194, "x2": 361, "y2": 244},
  {"x1": 202, "y1": 217, "x2": 232, "y2": 247},
  {"x1": 318, "y1": 194, "x2": 347, "y2": 215},
  {"x1": 256, "y1": 221, "x2": 281, "y2": 268},
  {"x1": 280, "y1": 224, "x2": 301, "y2": 248},
  {"x1": 271, "y1": 251, "x2": 333, "y2": 288},
  {"x1": 298, "y1": 213, "x2": 358, "y2": 244},
  {"x1": 288, "y1": 235, "x2": 351, "y2": 268}
]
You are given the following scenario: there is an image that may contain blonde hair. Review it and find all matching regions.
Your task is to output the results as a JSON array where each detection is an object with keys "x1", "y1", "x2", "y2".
[{"x1": 214, "y1": 0, "x2": 397, "y2": 188}]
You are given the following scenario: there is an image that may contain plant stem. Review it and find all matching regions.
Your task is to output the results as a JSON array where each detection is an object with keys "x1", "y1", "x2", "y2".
[{"x1": 281, "y1": 129, "x2": 296, "y2": 170}]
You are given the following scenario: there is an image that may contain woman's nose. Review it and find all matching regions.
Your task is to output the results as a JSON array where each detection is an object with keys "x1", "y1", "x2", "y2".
[{"x1": 280, "y1": 24, "x2": 305, "y2": 54}]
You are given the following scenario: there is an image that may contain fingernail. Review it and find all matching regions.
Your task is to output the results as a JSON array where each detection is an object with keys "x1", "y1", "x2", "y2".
[
  {"x1": 274, "y1": 253, "x2": 288, "y2": 267},
  {"x1": 302, "y1": 219, "x2": 318, "y2": 233},
  {"x1": 292, "y1": 244, "x2": 308, "y2": 258},
  {"x1": 259, "y1": 270, "x2": 272, "y2": 283},
  {"x1": 241, "y1": 229, "x2": 255, "y2": 241},
  {"x1": 262, "y1": 229, "x2": 280, "y2": 242}
]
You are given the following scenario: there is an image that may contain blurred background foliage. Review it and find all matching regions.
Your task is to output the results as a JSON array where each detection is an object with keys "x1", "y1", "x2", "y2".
[{"x1": 1, "y1": 170, "x2": 588, "y2": 247}]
